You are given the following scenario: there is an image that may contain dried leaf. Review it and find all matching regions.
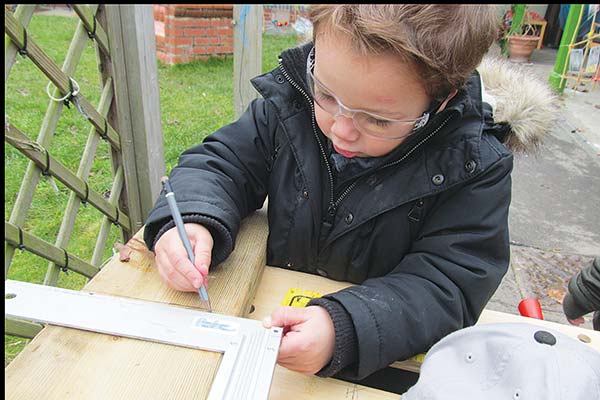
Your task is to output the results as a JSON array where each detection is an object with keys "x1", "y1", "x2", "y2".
[
  {"x1": 547, "y1": 288, "x2": 566, "y2": 304},
  {"x1": 114, "y1": 242, "x2": 131, "y2": 262}
]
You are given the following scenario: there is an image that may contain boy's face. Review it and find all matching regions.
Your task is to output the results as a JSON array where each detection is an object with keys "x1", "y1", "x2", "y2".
[{"x1": 312, "y1": 33, "x2": 432, "y2": 158}]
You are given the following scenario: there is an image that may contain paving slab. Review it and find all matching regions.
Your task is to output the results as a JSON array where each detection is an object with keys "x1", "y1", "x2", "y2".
[{"x1": 486, "y1": 46, "x2": 600, "y2": 331}]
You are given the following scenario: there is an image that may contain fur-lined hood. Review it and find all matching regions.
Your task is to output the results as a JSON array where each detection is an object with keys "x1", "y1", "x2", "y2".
[{"x1": 477, "y1": 56, "x2": 559, "y2": 153}]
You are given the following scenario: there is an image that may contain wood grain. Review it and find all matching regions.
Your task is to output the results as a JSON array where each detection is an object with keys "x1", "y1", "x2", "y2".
[{"x1": 6, "y1": 209, "x2": 268, "y2": 400}]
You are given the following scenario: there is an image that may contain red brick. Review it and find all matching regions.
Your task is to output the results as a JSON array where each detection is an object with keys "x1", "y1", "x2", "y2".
[
  {"x1": 183, "y1": 28, "x2": 206, "y2": 37},
  {"x1": 192, "y1": 46, "x2": 208, "y2": 55},
  {"x1": 173, "y1": 37, "x2": 193, "y2": 46},
  {"x1": 165, "y1": 26, "x2": 185, "y2": 37},
  {"x1": 194, "y1": 37, "x2": 212, "y2": 46}
]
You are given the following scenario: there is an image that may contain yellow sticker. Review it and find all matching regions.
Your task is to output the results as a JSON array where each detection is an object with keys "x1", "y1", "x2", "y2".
[
  {"x1": 409, "y1": 353, "x2": 426, "y2": 363},
  {"x1": 281, "y1": 288, "x2": 322, "y2": 308}
]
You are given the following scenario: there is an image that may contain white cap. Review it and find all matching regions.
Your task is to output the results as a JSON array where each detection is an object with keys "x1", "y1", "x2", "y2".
[{"x1": 403, "y1": 323, "x2": 600, "y2": 400}]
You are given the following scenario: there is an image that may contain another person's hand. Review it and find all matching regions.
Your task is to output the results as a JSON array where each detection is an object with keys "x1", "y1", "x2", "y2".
[
  {"x1": 153, "y1": 223, "x2": 213, "y2": 292},
  {"x1": 263, "y1": 306, "x2": 335, "y2": 375},
  {"x1": 567, "y1": 316, "x2": 585, "y2": 326}
]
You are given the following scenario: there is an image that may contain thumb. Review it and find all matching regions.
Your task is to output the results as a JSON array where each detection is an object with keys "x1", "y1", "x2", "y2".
[
  {"x1": 188, "y1": 225, "x2": 213, "y2": 280},
  {"x1": 263, "y1": 306, "x2": 309, "y2": 329}
]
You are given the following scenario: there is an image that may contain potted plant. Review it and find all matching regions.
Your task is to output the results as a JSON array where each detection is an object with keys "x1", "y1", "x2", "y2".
[{"x1": 499, "y1": 5, "x2": 541, "y2": 63}]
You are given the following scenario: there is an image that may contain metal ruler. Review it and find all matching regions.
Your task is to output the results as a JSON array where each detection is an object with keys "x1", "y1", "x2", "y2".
[{"x1": 5, "y1": 279, "x2": 282, "y2": 400}]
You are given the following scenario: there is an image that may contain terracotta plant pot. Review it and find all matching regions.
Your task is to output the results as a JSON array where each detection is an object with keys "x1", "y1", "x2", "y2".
[{"x1": 507, "y1": 35, "x2": 540, "y2": 63}]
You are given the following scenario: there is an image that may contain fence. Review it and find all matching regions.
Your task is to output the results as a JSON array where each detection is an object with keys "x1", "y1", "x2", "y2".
[
  {"x1": 4, "y1": 4, "x2": 165, "y2": 338},
  {"x1": 4, "y1": 4, "x2": 263, "y2": 343}
]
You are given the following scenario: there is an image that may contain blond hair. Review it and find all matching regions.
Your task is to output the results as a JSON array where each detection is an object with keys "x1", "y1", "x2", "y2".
[{"x1": 309, "y1": 5, "x2": 498, "y2": 101}]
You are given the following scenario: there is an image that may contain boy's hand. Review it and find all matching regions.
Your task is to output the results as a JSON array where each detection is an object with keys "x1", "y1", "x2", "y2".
[
  {"x1": 153, "y1": 223, "x2": 213, "y2": 292},
  {"x1": 263, "y1": 306, "x2": 335, "y2": 375}
]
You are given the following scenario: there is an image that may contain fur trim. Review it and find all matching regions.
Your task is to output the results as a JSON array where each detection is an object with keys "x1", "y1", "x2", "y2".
[{"x1": 477, "y1": 56, "x2": 559, "y2": 153}]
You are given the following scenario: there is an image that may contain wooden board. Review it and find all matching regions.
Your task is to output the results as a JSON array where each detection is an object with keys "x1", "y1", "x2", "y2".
[
  {"x1": 251, "y1": 266, "x2": 600, "y2": 374},
  {"x1": 5, "y1": 210, "x2": 268, "y2": 400},
  {"x1": 5, "y1": 208, "x2": 397, "y2": 399},
  {"x1": 8, "y1": 205, "x2": 597, "y2": 399}
]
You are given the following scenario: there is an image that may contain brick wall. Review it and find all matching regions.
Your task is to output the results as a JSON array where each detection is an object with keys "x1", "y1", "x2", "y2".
[
  {"x1": 154, "y1": 4, "x2": 234, "y2": 65},
  {"x1": 154, "y1": 5, "x2": 310, "y2": 65}
]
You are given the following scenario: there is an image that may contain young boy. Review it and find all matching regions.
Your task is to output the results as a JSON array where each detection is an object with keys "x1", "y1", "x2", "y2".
[{"x1": 143, "y1": 5, "x2": 552, "y2": 381}]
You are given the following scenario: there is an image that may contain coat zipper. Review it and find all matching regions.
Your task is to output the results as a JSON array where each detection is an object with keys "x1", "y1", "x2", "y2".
[
  {"x1": 277, "y1": 58, "x2": 454, "y2": 229},
  {"x1": 277, "y1": 59, "x2": 337, "y2": 217}
]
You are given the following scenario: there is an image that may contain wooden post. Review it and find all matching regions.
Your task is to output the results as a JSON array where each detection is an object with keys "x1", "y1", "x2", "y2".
[
  {"x1": 233, "y1": 5, "x2": 263, "y2": 120},
  {"x1": 105, "y1": 5, "x2": 165, "y2": 233}
]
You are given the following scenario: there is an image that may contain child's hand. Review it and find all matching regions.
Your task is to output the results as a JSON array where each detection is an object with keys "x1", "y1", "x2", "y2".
[
  {"x1": 263, "y1": 306, "x2": 335, "y2": 375},
  {"x1": 567, "y1": 316, "x2": 585, "y2": 326},
  {"x1": 153, "y1": 223, "x2": 213, "y2": 292}
]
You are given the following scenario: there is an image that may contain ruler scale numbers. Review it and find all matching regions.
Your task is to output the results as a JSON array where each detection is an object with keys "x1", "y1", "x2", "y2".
[{"x1": 4, "y1": 279, "x2": 282, "y2": 400}]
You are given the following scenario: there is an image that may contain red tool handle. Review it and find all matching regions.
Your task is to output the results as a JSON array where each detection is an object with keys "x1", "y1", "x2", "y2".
[{"x1": 518, "y1": 297, "x2": 544, "y2": 320}]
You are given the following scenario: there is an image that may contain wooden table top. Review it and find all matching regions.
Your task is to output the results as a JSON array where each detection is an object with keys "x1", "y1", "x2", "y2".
[
  {"x1": 5, "y1": 210, "x2": 396, "y2": 399},
  {"x1": 6, "y1": 209, "x2": 599, "y2": 399}
]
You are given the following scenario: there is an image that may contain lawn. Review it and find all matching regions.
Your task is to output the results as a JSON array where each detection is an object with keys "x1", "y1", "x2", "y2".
[{"x1": 5, "y1": 11, "x2": 301, "y2": 365}]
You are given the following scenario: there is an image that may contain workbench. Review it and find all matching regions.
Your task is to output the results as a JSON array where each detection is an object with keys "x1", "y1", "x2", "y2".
[{"x1": 5, "y1": 209, "x2": 600, "y2": 399}]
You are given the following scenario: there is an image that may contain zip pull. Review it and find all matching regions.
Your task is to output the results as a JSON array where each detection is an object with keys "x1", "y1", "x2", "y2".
[
  {"x1": 327, "y1": 202, "x2": 337, "y2": 218},
  {"x1": 318, "y1": 202, "x2": 337, "y2": 246}
]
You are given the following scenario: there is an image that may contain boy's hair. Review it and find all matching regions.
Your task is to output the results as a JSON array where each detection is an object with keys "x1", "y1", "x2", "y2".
[{"x1": 309, "y1": 5, "x2": 498, "y2": 101}]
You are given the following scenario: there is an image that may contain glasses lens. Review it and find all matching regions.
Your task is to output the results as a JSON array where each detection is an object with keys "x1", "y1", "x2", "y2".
[
  {"x1": 307, "y1": 68, "x2": 339, "y2": 115},
  {"x1": 354, "y1": 112, "x2": 398, "y2": 137},
  {"x1": 306, "y1": 48, "x2": 425, "y2": 140}
]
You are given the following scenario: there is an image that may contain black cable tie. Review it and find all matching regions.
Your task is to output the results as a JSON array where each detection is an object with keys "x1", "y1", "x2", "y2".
[
  {"x1": 87, "y1": 16, "x2": 97, "y2": 40},
  {"x1": 100, "y1": 118, "x2": 109, "y2": 141},
  {"x1": 18, "y1": 228, "x2": 25, "y2": 251},
  {"x1": 42, "y1": 149, "x2": 51, "y2": 177},
  {"x1": 63, "y1": 78, "x2": 75, "y2": 109},
  {"x1": 18, "y1": 27, "x2": 28, "y2": 57},
  {"x1": 81, "y1": 181, "x2": 89, "y2": 206},
  {"x1": 111, "y1": 207, "x2": 120, "y2": 226},
  {"x1": 61, "y1": 247, "x2": 70, "y2": 274}
]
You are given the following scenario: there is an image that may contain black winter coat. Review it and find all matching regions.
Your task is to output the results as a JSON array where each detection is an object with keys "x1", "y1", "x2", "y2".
[{"x1": 144, "y1": 43, "x2": 513, "y2": 379}]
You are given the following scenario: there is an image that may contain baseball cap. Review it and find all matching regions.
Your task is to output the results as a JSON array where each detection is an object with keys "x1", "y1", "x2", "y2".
[{"x1": 402, "y1": 323, "x2": 600, "y2": 400}]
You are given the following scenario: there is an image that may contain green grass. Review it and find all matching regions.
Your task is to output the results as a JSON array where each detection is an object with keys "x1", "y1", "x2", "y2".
[{"x1": 5, "y1": 11, "x2": 300, "y2": 365}]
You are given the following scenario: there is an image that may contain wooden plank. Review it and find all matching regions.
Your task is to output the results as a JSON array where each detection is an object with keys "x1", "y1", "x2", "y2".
[
  {"x1": 4, "y1": 221, "x2": 99, "y2": 278},
  {"x1": 5, "y1": 209, "x2": 269, "y2": 400},
  {"x1": 4, "y1": 122, "x2": 130, "y2": 231},
  {"x1": 233, "y1": 5, "x2": 263, "y2": 120},
  {"x1": 90, "y1": 166, "x2": 124, "y2": 268},
  {"x1": 251, "y1": 266, "x2": 600, "y2": 374},
  {"x1": 269, "y1": 367, "x2": 397, "y2": 399},
  {"x1": 104, "y1": 4, "x2": 165, "y2": 233},
  {"x1": 4, "y1": 10, "x2": 121, "y2": 151},
  {"x1": 44, "y1": 79, "x2": 115, "y2": 286},
  {"x1": 5, "y1": 4, "x2": 101, "y2": 277},
  {"x1": 5, "y1": 317, "x2": 43, "y2": 339},
  {"x1": 5, "y1": 208, "x2": 395, "y2": 398},
  {"x1": 72, "y1": 4, "x2": 110, "y2": 56},
  {"x1": 4, "y1": 4, "x2": 36, "y2": 81}
]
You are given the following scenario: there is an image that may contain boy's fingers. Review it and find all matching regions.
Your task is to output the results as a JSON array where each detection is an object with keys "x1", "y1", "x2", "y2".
[
  {"x1": 188, "y1": 224, "x2": 213, "y2": 283},
  {"x1": 169, "y1": 250, "x2": 203, "y2": 289},
  {"x1": 193, "y1": 245, "x2": 211, "y2": 279},
  {"x1": 265, "y1": 306, "x2": 308, "y2": 328},
  {"x1": 277, "y1": 331, "x2": 304, "y2": 359},
  {"x1": 156, "y1": 251, "x2": 195, "y2": 291}
]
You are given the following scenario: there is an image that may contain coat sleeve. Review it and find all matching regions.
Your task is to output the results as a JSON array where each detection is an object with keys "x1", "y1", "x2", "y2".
[
  {"x1": 324, "y1": 152, "x2": 513, "y2": 380},
  {"x1": 563, "y1": 257, "x2": 600, "y2": 319},
  {"x1": 143, "y1": 98, "x2": 278, "y2": 265}
]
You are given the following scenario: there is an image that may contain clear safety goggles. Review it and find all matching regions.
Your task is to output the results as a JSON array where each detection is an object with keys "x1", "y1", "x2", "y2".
[{"x1": 306, "y1": 47, "x2": 433, "y2": 140}]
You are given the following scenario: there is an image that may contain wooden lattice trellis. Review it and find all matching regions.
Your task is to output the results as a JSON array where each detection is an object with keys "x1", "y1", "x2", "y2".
[{"x1": 4, "y1": 4, "x2": 165, "y2": 338}]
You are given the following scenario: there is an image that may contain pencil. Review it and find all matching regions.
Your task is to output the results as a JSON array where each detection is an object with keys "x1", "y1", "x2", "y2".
[{"x1": 161, "y1": 176, "x2": 212, "y2": 312}]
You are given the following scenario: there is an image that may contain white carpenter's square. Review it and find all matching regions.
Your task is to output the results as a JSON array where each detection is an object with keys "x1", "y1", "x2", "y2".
[{"x1": 4, "y1": 279, "x2": 282, "y2": 400}]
